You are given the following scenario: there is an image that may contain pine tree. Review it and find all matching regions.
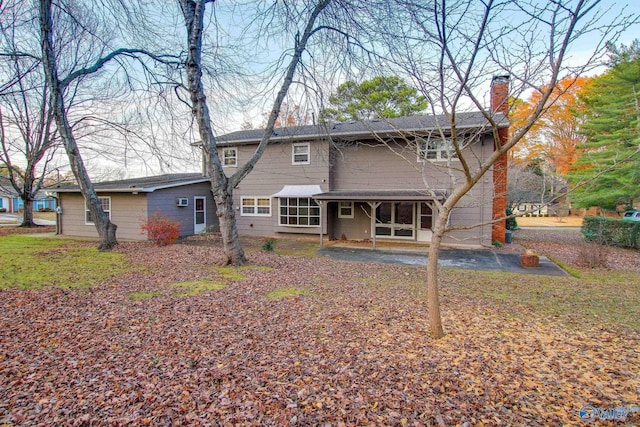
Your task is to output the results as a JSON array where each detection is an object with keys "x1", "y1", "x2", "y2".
[{"x1": 567, "y1": 43, "x2": 640, "y2": 210}]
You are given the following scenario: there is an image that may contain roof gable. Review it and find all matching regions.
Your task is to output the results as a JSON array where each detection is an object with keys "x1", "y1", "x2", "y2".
[{"x1": 0, "y1": 177, "x2": 19, "y2": 197}]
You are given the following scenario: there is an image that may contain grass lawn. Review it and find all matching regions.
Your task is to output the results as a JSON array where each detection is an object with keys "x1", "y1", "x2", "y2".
[
  {"x1": 0, "y1": 233, "x2": 638, "y2": 425},
  {"x1": 0, "y1": 235, "x2": 130, "y2": 288}
]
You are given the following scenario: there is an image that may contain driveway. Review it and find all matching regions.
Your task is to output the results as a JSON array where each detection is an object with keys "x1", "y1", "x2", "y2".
[{"x1": 317, "y1": 246, "x2": 569, "y2": 276}]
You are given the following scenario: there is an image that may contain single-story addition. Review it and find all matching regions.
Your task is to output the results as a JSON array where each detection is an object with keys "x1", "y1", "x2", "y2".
[
  {"x1": 53, "y1": 173, "x2": 218, "y2": 240},
  {"x1": 215, "y1": 76, "x2": 510, "y2": 248}
]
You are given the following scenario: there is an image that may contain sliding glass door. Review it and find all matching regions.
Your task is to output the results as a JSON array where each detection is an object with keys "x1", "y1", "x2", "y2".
[{"x1": 375, "y1": 202, "x2": 415, "y2": 238}]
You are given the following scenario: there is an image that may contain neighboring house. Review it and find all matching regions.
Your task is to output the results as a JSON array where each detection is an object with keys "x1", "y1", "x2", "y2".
[
  {"x1": 53, "y1": 173, "x2": 217, "y2": 240},
  {"x1": 215, "y1": 77, "x2": 509, "y2": 247},
  {"x1": 0, "y1": 183, "x2": 12, "y2": 212},
  {"x1": 0, "y1": 176, "x2": 57, "y2": 213},
  {"x1": 514, "y1": 202, "x2": 549, "y2": 216}
]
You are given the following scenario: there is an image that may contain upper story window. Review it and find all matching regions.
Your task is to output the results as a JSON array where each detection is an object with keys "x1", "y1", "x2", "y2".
[
  {"x1": 417, "y1": 138, "x2": 457, "y2": 161},
  {"x1": 223, "y1": 147, "x2": 238, "y2": 167},
  {"x1": 292, "y1": 143, "x2": 310, "y2": 165},
  {"x1": 85, "y1": 196, "x2": 111, "y2": 224}
]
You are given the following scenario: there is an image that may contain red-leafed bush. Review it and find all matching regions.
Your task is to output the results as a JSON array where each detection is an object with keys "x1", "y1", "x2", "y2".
[{"x1": 141, "y1": 211, "x2": 181, "y2": 245}]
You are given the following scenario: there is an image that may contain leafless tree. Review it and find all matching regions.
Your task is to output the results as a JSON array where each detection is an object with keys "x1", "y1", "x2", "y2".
[
  {"x1": 507, "y1": 162, "x2": 547, "y2": 209},
  {"x1": 0, "y1": 3, "x2": 60, "y2": 227},
  {"x1": 177, "y1": 0, "x2": 334, "y2": 265},
  {"x1": 38, "y1": 0, "x2": 183, "y2": 249},
  {"x1": 39, "y1": 0, "x2": 124, "y2": 248},
  {"x1": 343, "y1": 0, "x2": 637, "y2": 337}
]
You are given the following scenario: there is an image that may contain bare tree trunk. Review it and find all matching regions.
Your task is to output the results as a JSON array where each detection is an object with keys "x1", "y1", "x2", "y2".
[
  {"x1": 426, "y1": 217, "x2": 446, "y2": 339},
  {"x1": 178, "y1": 0, "x2": 331, "y2": 265},
  {"x1": 19, "y1": 170, "x2": 37, "y2": 227},
  {"x1": 178, "y1": 0, "x2": 247, "y2": 265},
  {"x1": 213, "y1": 189, "x2": 246, "y2": 265},
  {"x1": 20, "y1": 196, "x2": 36, "y2": 227},
  {"x1": 39, "y1": 0, "x2": 117, "y2": 250}
]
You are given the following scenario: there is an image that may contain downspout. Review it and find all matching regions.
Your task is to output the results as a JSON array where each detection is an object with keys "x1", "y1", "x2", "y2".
[
  {"x1": 480, "y1": 137, "x2": 486, "y2": 246},
  {"x1": 53, "y1": 192, "x2": 62, "y2": 235}
]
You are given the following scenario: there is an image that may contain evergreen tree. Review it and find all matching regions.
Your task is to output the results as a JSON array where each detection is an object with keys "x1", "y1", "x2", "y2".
[
  {"x1": 320, "y1": 76, "x2": 428, "y2": 122},
  {"x1": 567, "y1": 42, "x2": 640, "y2": 210}
]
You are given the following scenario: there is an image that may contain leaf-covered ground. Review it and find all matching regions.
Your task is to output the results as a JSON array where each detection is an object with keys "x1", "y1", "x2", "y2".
[{"x1": 0, "y1": 230, "x2": 638, "y2": 426}]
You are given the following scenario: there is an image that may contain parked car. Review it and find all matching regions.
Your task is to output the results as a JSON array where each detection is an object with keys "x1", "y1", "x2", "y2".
[{"x1": 622, "y1": 210, "x2": 640, "y2": 221}]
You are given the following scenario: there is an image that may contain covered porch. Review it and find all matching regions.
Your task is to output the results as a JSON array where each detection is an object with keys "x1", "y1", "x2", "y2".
[{"x1": 313, "y1": 190, "x2": 446, "y2": 249}]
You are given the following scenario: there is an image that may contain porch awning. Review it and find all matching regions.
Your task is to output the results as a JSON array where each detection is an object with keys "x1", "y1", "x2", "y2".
[
  {"x1": 272, "y1": 185, "x2": 323, "y2": 198},
  {"x1": 313, "y1": 189, "x2": 446, "y2": 202}
]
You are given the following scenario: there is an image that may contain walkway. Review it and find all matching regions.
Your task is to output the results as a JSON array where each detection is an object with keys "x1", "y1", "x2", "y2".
[
  {"x1": 317, "y1": 246, "x2": 569, "y2": 276},
  {"x1": 0, "y1": 214, "x2": 56, "y2": 226}
]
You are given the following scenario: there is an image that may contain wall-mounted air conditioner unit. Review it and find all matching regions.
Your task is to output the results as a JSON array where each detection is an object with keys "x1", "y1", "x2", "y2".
[{"x1": 176, "y1": 198, "x2": 189, "y2": 207}]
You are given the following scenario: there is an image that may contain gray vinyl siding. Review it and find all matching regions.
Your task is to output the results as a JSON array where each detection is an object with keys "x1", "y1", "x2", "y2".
[
  {"x1": 219, "y1": 134, "x2": 494, "y2": 245},
  {"x1": 330, "y1": 136, "x2": 495, "y2": 245},
  {"x1": 331, "y1": 137, "x2": 493, "y2": 191},
  {"x1": 329, "y1": 201, "x2": 374, "y2": 241},
  {"x1": 221, "y1": 140, "x2": 330, "y2": 237},
  {"x1": 147, "y1": 183, "x2": 217, "y2": 236}
]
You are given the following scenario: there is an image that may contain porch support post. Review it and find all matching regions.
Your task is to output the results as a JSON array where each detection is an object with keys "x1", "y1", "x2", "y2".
[
  {"x1": 318, "y1": 200, "x2": 324, "y2": 248},
  {"x1": 367, "y1": 201, "x2": 380, "y2": 249}
]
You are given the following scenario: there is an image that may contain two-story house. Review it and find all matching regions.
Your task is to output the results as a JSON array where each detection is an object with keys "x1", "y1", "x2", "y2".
[{"x1": 216, "y1": 77, "x2": 509, "y2": 247}]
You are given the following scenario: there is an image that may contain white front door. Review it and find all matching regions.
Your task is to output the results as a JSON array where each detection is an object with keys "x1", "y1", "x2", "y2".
[
  {"x1": 194, "y1": 196, "x2": 206, "y2": 234},
  {"x1": 417, "y1": 202, "x2": 434, "y2": 242}
]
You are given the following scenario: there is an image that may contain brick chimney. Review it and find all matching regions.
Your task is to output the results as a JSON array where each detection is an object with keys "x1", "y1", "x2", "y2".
[{"x1": 490, "y1": 75, "x2": 509, "y2": 244}]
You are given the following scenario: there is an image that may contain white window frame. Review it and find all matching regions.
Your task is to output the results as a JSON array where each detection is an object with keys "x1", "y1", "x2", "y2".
[
  {"x1": 85, "y1": 196, "x2": 111, "y2": 225},
  {"x1": 223, "y1": 147, "x2": 238, "y2": 167},
  {"x1": 417, "y1": 137, "x2": 457, "y2": 162},
  {"x1": 337, "y1": 201, "x2": 354, "y2": 219},
  {"x1": 240, "y1": 196, "x2": 271, "y2": 217},
  {"x1": 278, "y1": 197, "x2": 320, "y2": 227},
  {"x1": 292, "y1": 142, "x2": 310, "y2": 165}
]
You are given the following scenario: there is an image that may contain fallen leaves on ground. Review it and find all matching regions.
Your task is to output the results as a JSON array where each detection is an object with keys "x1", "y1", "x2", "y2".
[
  {"x1": 515, "y1": 228, "x2": 640, "y2": 272},
  {"x1": 0, "y1": 234, "x2": 638, "y2": 426}
]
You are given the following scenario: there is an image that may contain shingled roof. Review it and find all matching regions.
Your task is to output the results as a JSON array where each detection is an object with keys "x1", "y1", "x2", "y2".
[
  {"x1": 216, "y1": 111, "x2": 507, "y2": 145},
  {"x1": 54, "y1": 173, "x2": 208, "y2": 193},
  {"x1": 0, "y1": 176, "x2": 19, "y2": 197}
]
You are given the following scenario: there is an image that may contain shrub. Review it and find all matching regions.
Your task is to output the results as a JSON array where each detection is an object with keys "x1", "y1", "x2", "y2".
[
  {"x1": 141, "y1": 211, "x2": 181, "y2": 245},
  {"x1": 576, "y1": 242, "x2": 609, "y2": 268},
  {"x1": 582, "y1": 216, "x2": 640, "y2": 249},
  {"x1": 261, "y1": 239, "x2": 275, "y2": 252},
  {"x1": 505, "y1": 208, "x2": 518, "y2": 231}
]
